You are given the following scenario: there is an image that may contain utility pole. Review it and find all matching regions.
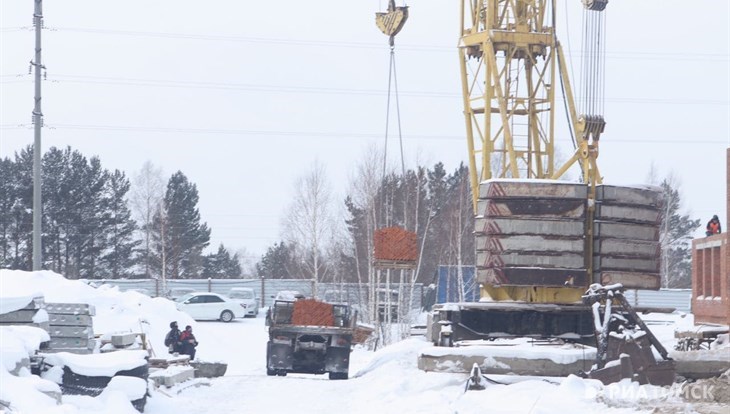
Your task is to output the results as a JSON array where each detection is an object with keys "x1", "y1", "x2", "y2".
[{"x1": 32, "y1": 0, "x2": 45, "y2": 270}]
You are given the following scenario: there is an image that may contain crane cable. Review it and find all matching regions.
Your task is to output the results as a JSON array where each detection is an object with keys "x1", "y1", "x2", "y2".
[
  {"x1": 580, "y1": 5, "x2": 608, "y2": 117},
  {"x1": 382, "y1": 44, "x2": 406, "y2": 192},
  {"x1": 375, "y1": 0, "x2": 409, "y2": 225}
]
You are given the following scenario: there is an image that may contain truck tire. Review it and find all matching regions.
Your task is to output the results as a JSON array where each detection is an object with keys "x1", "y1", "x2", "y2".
[
  {"x1": 220, "y1": 310, "x2": 234, "y2": 322},
  {"x1": 328, "y1": 372, "x2": 348, "y2": 380},
  {"x1": 266, "y1": 367, "x2": 276, "y2": 376}
]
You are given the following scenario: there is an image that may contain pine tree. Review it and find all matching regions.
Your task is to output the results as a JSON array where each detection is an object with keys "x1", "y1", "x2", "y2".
[
  {"x1": 7, "y1": 148, "x2": 35, "y2": 270},
  {"x1": 99, "y1": 170, "x2": 140, "y2": 278},
  {"x1": 203, "y1": 244, "x2": 242, "y2": 278},
  {"x1": 256, "y1": 242, "x2": 294, "y2": 279},
  {"x1": 152, "y1": 171, "x2": 210, "y2": 279},
  {"x1": 0, "y1": 157, "x2": 17, "y2": 267}
]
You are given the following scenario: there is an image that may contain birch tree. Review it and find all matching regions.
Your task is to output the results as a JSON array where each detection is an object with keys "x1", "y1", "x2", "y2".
[
  {"x1": 130, "y1": 161, "x2": 165, "y2": 277},
  {"x1": 281, "y1": 160, "x2": 336, "y2": 297}
]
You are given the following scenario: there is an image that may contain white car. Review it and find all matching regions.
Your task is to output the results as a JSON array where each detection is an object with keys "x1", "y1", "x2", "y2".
[
  {"x1": 167, "y1": 287, "x2": 196, "y2": 301},
  {"x1": 228, "y1": 287, "x2": 259, "y2": 317},
  {"x1": 175, "y1": 292, "x2": 246, "y2": 322}
]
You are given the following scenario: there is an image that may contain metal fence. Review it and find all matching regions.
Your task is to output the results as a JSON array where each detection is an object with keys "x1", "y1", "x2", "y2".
[
  {"x1": 92, "y1": 278, "x2": 425, "y2": 310},
  {"x1": 624, "y1": 289, "x2": 692, "y2": 313},
  {"x1": 91, "y1": 278, "x2": 689, "y2": 314}
]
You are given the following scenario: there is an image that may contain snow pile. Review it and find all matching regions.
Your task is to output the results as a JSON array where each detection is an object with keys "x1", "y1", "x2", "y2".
[
  {"x1": 0, "y1": 270, "x2": 195, "y2": 352},
  {"x1": 42, "y1": 350, "x2": 149, "y2": 377},
  {"x1": 0, "y1": 368, "x2": 63, "y2": 413},
  {"x1": 1, "y1": 325, "x2": 50, "y2": 373},
  {"x1": 0, "y1": 269, "x2": 193, "y2": 414}
]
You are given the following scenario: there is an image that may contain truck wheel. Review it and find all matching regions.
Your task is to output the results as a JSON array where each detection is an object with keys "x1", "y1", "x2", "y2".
[
  {"x1": 220, "y1": 310, "x2": 234, "y2": 322},
  {"x1": 329, "y1": 372, "x2": 348, "y2": 380},
  {"x1": 277, "y1": 370, "x2": 287, "y2": 377},
  {"x1": 266, "y1": 367, "x2": 276, "y2": 376}
]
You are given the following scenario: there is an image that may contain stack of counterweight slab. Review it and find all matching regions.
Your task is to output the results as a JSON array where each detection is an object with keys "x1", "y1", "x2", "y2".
[
  {"x1": 593, "y1": 185, "x2": 662, "y2": 289},
  {"x1": 44, "y1": 303, "x2": 96, "y2": 354},
  {"x1": 475, "y1": 179, "x2": 663, "y2": 290},
  {"x1": 476, "y1": 180, "x2": 589, "y2": 287}
]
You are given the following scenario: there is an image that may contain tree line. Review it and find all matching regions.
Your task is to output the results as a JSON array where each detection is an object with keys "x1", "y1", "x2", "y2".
[
  {"x1": 0, "y1": 146, "x2": 241, "y2": 279},
  {"x1": 0, "y1": 145, "x2": 699, "y2": 290}
]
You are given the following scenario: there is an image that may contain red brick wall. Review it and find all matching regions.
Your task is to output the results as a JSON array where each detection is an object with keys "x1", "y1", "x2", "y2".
[
  {"x1": 691, "y1": 148, "x2": 730, "y2": 325},
  {"x1": 692, "y1": 234, "x2": 728, "y2": 325}
]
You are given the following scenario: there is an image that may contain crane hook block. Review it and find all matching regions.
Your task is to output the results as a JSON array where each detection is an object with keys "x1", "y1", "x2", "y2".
[
  {"x1": 375, "y1": 0, "x2": 409, "y2": 46},
  {"x1": 582, "y1": 0, "x2": 608, "y2": 11}
]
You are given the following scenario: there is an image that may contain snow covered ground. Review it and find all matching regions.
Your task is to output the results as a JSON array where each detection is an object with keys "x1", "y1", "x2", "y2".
[{"x1": 0, "y1": 270, "x2": 726, "y2": 414}]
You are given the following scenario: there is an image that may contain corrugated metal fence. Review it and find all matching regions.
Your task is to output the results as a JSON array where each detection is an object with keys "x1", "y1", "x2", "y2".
[
  {"x1": 92, "y1": 278, "x2": 424, "y2": 310},
  {"x1": 624, "y1": 289, "x2": 692, "y2": 313},
  {"x1": 89, "y1": 278, "x2": 688, "y2": 313}
]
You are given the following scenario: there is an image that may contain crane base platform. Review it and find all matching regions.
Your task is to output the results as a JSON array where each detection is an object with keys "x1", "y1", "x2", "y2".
[{"x1": 417, "y1": 339, "x2": 596, "y2": 376}]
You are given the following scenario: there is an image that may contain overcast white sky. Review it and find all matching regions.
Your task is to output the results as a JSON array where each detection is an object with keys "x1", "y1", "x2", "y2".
[{"x1": 1, "y1": 0, "x2": 728, "y2": 262}]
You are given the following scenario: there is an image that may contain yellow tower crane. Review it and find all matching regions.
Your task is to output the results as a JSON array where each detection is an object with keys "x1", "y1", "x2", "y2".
[{"x1": 459, "y1": 0, "x2": 608, "y2": 305}]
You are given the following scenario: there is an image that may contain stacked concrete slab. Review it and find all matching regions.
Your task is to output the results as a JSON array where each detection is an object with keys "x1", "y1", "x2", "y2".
[
  {"x1": 475, "y1": 180, "x2": 589, "y2": 287},
  {"x1": 594, "y1": 185, "x2": 663, "y2": 289},
  {"x1": 45, "y1": 303, "x2": 96, "y2": 354},
  {"x1": 475, "y1": 179, "x2": 663, "y2": 290},
  {"x1": 0, "y1": 296, "x2": 48, "y2": 330}
]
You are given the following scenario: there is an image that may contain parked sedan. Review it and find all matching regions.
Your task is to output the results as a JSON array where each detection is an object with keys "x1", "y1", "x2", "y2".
[
  {"x1": 175, "y1": 292, "x2": 246, "y2": 322},
  {"x1": 227, "y1": 288, "x2": 259, "y2": 317}
]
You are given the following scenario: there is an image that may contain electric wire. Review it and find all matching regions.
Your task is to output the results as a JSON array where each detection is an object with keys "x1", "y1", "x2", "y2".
[
  {"x1": 0, "y1": 123, "x2": 723, "y2": 144},
  {"x1": 4, "y1": 26, "x2": 728, "y2": 61}
]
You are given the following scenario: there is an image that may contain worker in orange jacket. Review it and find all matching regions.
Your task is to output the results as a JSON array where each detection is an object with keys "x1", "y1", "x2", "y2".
[{"x1": 706, "y1": 215, "x2": 722, "y2": 236}]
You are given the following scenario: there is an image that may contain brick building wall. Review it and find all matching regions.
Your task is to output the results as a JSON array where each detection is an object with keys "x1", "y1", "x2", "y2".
[{"x1": 690, "y1": 148, "x2": 730, "y2": 325}]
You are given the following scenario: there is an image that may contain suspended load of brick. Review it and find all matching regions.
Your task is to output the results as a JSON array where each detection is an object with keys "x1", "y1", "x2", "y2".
[
  {"x1": 475, "y1": 179, "x2": 663, "y2": 290},
  {"x1": 373, "y1": 226, "x2": 417, "y2": 268}
]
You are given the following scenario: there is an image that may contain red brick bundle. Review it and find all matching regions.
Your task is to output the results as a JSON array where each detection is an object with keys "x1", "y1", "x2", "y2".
[
  {"x1": 291, "y1": 299, "x2": 335, "y2": 326},
  {"x1": 373, "y1": 226, "x2": 417, "y2": 262}
]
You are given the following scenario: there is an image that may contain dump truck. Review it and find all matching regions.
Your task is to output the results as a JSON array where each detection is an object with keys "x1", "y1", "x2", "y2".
[{"x1": 265, "y1": 298, "x2": 355, "y2": 380}]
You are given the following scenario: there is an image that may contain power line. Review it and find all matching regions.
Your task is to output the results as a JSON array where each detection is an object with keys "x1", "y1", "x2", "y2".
[
  {"x1": 0, "y1": 122, "x2": 725, "y2": 145},
  {"x1": 3, "y1": 25, "x2": 728, "y2": 61},
  {"x1": 2, "y1": 73, "x2": 727, "y2": 106}
]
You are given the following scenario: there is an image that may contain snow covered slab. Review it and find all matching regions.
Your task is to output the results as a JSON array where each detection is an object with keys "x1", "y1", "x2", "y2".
[
  {"x1": 477, "y1": 198, "x2": 586, "y2": 218},
  {"x1": 47, "y1": 313, "x2": 93, "y2": 327},
  {"x1": 670, "y1": 349, "x2": 730, "y2": 379},
  {"x1": 45, "y1": 303, "x2": 96, "y2": 316},
  {"x1": 0, "y1": 309, "x2": 41, "y2": 323},
  {"x1": 476, "y1": 234, "x2": 585, "y2": 253},
  {"x1": 41, "y1": 350, "x2": 148, "y2": 377},
  {"x1": 474, "y1": 217, "x2": 584, "y2": 237},
  {"x1": 418, "y1": 340, "x2": 596, "y2": 376},
  {"x1": 149, "y1": 365, "x2": 195, "y2": 388},
  {"x1": 0, "y1": 295, "x2": 44, "y2": 314},
  {"x1": 598, "y1": 271, "x2": 661, "y2": 290},
  {"x1": 479, "y1": 179, "x2": 587, "y2": 200},
  {"x1": 48, "y1": 337, "x2": 96, "y2": 350},
  {"x1": 48, "y1": 325, "x2": 95, "y2": 339},
  {"x1": 593, "y1": 238, "x2": 660, "y2": 258},
  {"x1": 596, "y1": 184, "x2": 663, "y2": 207},
  {"x1": 594, "y1": 221, "x2": 659, "y2": 241},
  {"x1": 477, "y1": 250, "x2": 585, "y2": 269},
  {"x1": 593, "y1": 255, "x2": 660, "y2": 273},
  {"x1": 594, "y1": 203, "x2": 661, "y2": 224}
]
